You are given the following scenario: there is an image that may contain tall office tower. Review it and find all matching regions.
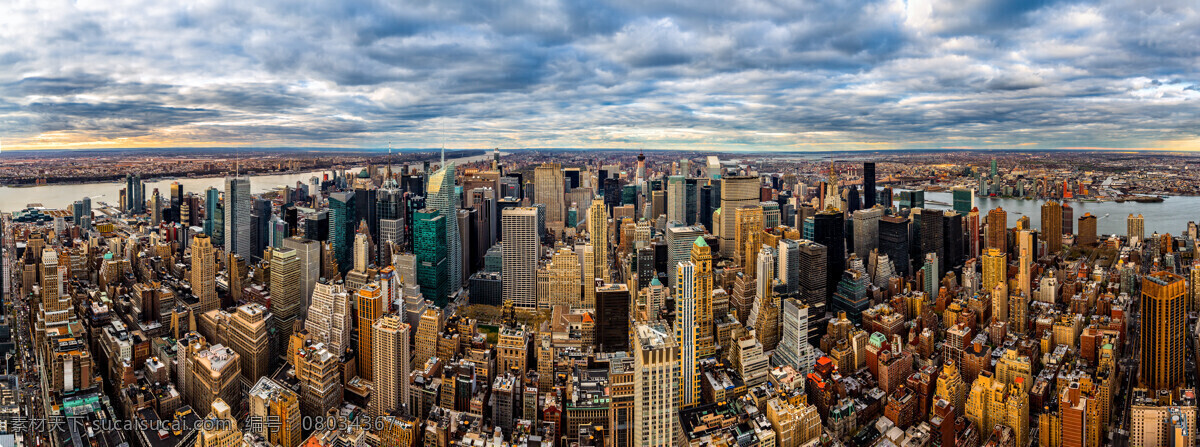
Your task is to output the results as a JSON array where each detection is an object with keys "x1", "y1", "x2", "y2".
[
  {"x1": 813, "y1": 209, "x2": 845, "y2": 301},
  {"x1": 923, "y1": 253, "x2": 940, "y2": 301},
  {"x1": 690, "y1": 237, "x2": 716, "y2": 358},
  {"x1": 796, "y1": 240, "x2": 828, "y2": 309},
  {"x1": 755, "y1": 246, "x2": 777, "y2": 306},
  {"x1": 282, "y1": 237, "x2": 320, "y2": 316},
  {"x1": 1129, "y1": 214, "x2": 1145, "y2": 245},
  {"x1": 537, "y1": 247, "x2": 582, "y2": 309},
  {"x1": 774, "y1": 298, "x2": 814, "y2": 374},
  {"x1": 596, "y1": 283, "x2": 631, "y2": 351},
  {"x1": 686, "y1": 178, "x2": 701, "y2": 225},
  {"x1": 353, "y1": 231, "x2": 372, "y2": 274},
  {"x1": 734, "y1": 205, "x2": 765, "y2": 275},
  {"x1": 666, "y1": 225, "x2": 704, "y2": 290},
  {"x1": 224, "y1": 176, "x2": 251, "y2": 258},
  {"x1": 248, "y1": 378, "x2": 301, "y2": 447},
  {"x1": 192, "y1": 343, "x2": 243, "y2": 414},
  {"x1": 414, "y1": 209, "x2": 449, "y2": 306},
  {"x1": 355, "y1": 283, "x2": 383, "y2": 381},
  {"x1": 195, "y1": 399, "x2": 242, "y2": 447},
  {"x1": 171, "y1": 181, "x2": 184, "y2": 222},
  {"x1": 878, "y1": 215, "x2": 910, "y2": 277},
  {"x1": 863, "y1": 162, "x2": 876, "y2": 208},
  {"x1": 587, "y1": 200, "x2": 610, "y2": 282},
  {"x1": 327, "y1": 191, "x2": 357, "y2": 274},
  {"x1": 295, "y1": 344, "x2": 343, "y2": 417},
  {"x1": 667, "y1": 175, "x2": 686, "y2": 223},
  {"x1": 633, "y1": 323, "x2": 680, "y2": 446},
  {"x1": 248, "y1": 197, "x2": 272, "y2": 259},
  {"x1": 230, "y1": 303, "x2": 271, "y2": 386},
  {"x1": 191, "y1": 234, "x2": 219, "y2": 313},
  {"x1": 943, "y1": 210, "x2": 964, "y2": 271},
  {"x1": 125, "y1": 173, "x2": 146, "y2": 214},
  {"x1": 413, "y1": 308, "x2": 442, "y2": 367},
  {"x1": 919, "y1": 209, "x2": 946, "y2": 273},
  {"x1": 204, "y1": 187, "x2": 220, "y2": 241},
  {"x1": 1041, "y1": 201, "x2": 1063, "y2": 254},
  {"x1": 370, "y1": 315, "x2": 411, "y2": 420},
  {"x1": 1077, "y1": 213, "x2": 1097, "y2": 246},
  {"x1": 534, "y1": 162, "x2": 566, "y2": 227},
  {"x1": 982, "y1": 248, "x2": 1006, "y2": 293},
  {"x1": 1140, "y1": 271, "x2": 1186, "y2": 392},
  {"x1": 986, "y1": 207, "x2": 1007, "y2": 254},
  {"x1": 271, "y1": 247, "x2": 301, "y2": 341},
  {"x1": 306, "y1": 280, "x2": 352, "y2": 356},
  {"x1": 675, "y1": 261, "x2": 700, "y2": 409},
  {"x1": 778, "y1": 239, "x2": 801, "y2": 296},
  {"x1": 1016, "y1": 230, "x2": 1033, "y2": 296},
  {"x1": 426, "y1": 163, "x2": 462, "y2": 291},
  {"x1": 950, "y1": 187, "x2": 974, "y2": 214},
  {"x1": 720, "y1": 176, "x2": 761, "y2": 257},
  {"x1": 503, "y1": 207, "x2": 540, "y2": 309},
  {"x1": 846, "y1": 186, "x2": 861, "y2": 213},
  {"x1": 1061, "y1": 202, "x2": 1073, "y2": 236},
  {"x1": 967, "y1": 207, "x2": 981, "y2": 260},
  {"x1": 354, "y1": 187, "x2": 379, "y2": 254},
  {"x1": 852, "y1": 207, "x2": 882, "y2": 261}
]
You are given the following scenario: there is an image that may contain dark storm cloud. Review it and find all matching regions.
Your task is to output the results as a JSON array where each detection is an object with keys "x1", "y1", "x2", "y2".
[{"x1": 0, "y1": 0, "x2": 1196, "y2": 149}]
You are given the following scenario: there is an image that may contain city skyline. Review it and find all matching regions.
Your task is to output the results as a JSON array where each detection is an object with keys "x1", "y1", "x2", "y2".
[{"x1": 2, "y1": 0, "x2": 1197, "y2": 151}]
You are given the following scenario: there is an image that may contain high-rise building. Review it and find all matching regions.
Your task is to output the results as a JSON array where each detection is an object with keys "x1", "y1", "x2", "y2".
[
  {"x1": 852, "y1": 207, "x2": 882, "y2": 260},
  {"x1": 534, "y1": 162, "x2": 566, "y2": 228},
  {"x1": 224, "y1": 176, "x2": 251, "y2": 258},
  {"x1": 778, "y1": 239, "x2": 801, "y2": 296},
  {"x1": 982, "y1": 248, "x2": 1007, "y2": 297},
  {"x1": 879, "y1": 215, "x2": 910, "y2": 277},
  {"x1": 427, "y1": 162, "x2": 462, "y2": 292},
  {"x1": 675, "y1": 261, "x2": 699, "y2": 409},
  {"x1": 537, "y1": 247, "x2": 582, "y2": 309},
  {"x1": 967, "y1": 207, "x2": 981, "y2": 260},
  {"x1": 305, "y1": 280, "x2": 352, "y2": 356},
  {"x1": 797, "y1": 240, "x2": 828, "y2": 308},
  {"x1": 667, "y1": 175, "x2": 686, "y2": 224},
  {"x1": 919, "y1": 209, "x2": 946, "y2": 273},
  {"x1": 191, "y1": 343, "x2": 242, "y2": 414},
  {"x1": 1061, "y1": 202, "x2": 1074, "y2": 235},
  {"x1": 952, "y1": 187, "x2": 974, "y2": 214},
  {"x1": 328, "y1": 191, "x2": 357, "y2": 274},
  {"x1": 1041, "y1": 200, "x2": 1063, "y2": 254},
  {"x1": 191, "y1": 234, "x2": 219, "y2": 313},
  {"x1": 282, "y1": 237, "x2": 320, "y2": 316},
  {"x1": 734, "y1": 205, "x2": 765, "y2": 275},
  {"x1": 195, "y1": 399, "x2": 242, "y2": 447},
  {"x1": 370, "y1": 315, "x2": 411, "y2": 420},
  {"x1": 587, "y1": 200, "x2": 610, "y2": 283},
  {"x1": 813, "y1": 209, "x2": 844, "y2": 301},
  {"x1": 863, "y1": 162, "x2": 876, "y2": 208},
  {"x1": 356, "y1": 283, "x2": 383, "y2": 381},
  {"x1": 666, "y1": 225, "x2": 704, "y2": 290},
  {"x1": 414, "y1": 308, "x2": 442, "y2": 368},
  {"x1": 691, "y1": 237, "x2": 716, "y2": 358},
  {"x1": 271, "y1": 247, "x2": 301, "y2": 342},
  {"x1": 413, "y1": 209, "x2": 449, "y2": 305},
  {"x1": 502, "y1": 207, "x2": 540, "y2": 309},
  {"x1": 1078, "y1": 213, "x2": 1097, "y2": 246},
  {"x1": 248, "y1": 377, "x2": 301, "y2": 447},
  {"x1": 720, "y1": 176, "x2": 761, "y2": 257},
  {"x1": 774, "y1": 298, "x2": 814, "y2": 375},
  {"x1": 1129, "y1": 214, "x2": 1145, "y2": 245},
  {"x1": 229, "y1": 303, "x2": 271, "y2": 387},
  {"x1": 986, "y1": 207, "x2": 1007, "y2": 254},
  {"x1": 633, "y1": 323, "x2": 679, "y2": 446},
  {"x1": 125, "y1": 173, "x2": 146, "y2": 214},
  {"x1": 596, "y1": 283, "x2": 631, "y2": 352},
  {"x1": 1140, "y1": 271, "x2": 1186, "y2": 392}
]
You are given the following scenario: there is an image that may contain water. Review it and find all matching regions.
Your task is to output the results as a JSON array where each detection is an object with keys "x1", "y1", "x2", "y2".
[
  {"x1": 919, "y1": 191, "x2": 1200, "y2": 237},
  {"x1": 0, "y1": 152, "x2": 498, "y2": 212}
]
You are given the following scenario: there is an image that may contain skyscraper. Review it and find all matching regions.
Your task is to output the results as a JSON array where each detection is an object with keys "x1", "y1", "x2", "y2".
[
  {"x1": 596, "y1": 283, "x2": 631, "y2": 352},
  {"x1": 879, "y1": 215, "x2": 910, "y2": 277},
  {"x1": 587, "y1": 200, "x2": 610, "y2": 283},
  {"x1": 666, "y1": 225, "x2": 704, "y2": 290},
  {"x1": 1040, "y1": 201, "x2": 1063, "y2": 254},
  {"x1": 813, "y1": 209, "x2": 844, "y2": 301},
  {"x1": 125, "y1": 173, "x2": 145, "y2": 214},
  {"x1": 691, "y1": 237, "x2": 716, "y2": 358},
  {"x1": 774, "y1": 298, "x2": 814, "y2": 374},
  {"x1": 230, "y1": 303, "x2": 271, "y2": 387},
  {"x1": 675, "y1": 261, "x2": 699, "y2": 409},
  {"x1": 305, "y1": 280, "x2": 352, "y2": 356},
  {"x1": 328, "y1": 191, "x2": 356, "y2": 274},
  {"x1": 248, "y1": 378, "x2": 301, "y2": 447},
  {"x1": 503, "y1": 207, "x2": 540, "y2": 308},
  {"x1": 356, "y1": 283, "x2": 383, "y2": 381},
  {"x1": 282, "y1": 237, "x2": 320, "y2": 317},
  {"x1": 634, "y1": 323, "x2": 679, "y2": 446},
  {"x1": 986, "y1": 207, "x2": 1007, "y2": 254},
  {"x1": 192, "y1": 234, "x2": 219, "y2": 313},
  {"x1": 1078, "y1": 213, "x2": 1097, "y2": 246},
  {"x1": 720, "y1": 176, "x2": 760, "y2": 257},
  {"x1": 224, "y1": 176, "x2": 251, "y2": 258},
  {"x1": 534, "y1": 162, "x2": 566, "y2": 230},
  {"x1": 1129, "y1": 214, "x2": 1145, "y2": 245},
  {"x1": 863, "y1": 162, "x2": 876, "y2": 208},
  {"x1": 370, "y1": 315, "x2": 410, "y2": 420},
  {"x1": 797, "y1": 240, "x2": 828, "y2": 308},
  {"x1": 271, "y1": 247, "x2": 301, "y2": 342},
  {"x1": 413, "y1": 209, "x2": 449, "y2": 305},
  {"x1": 778, "y1": 239, "x2": 801, "y2": 296},
  {"x1": 852, "y1": 207, "x2": 882, "y2": 261},
  {"x1": 427, "y1": 162, "x2": 462, "y2": 292},
  {"x1": 1140, "y1": 271, "x2": 1186, "y2": 392},
  {"x1": 667, "y1": 175, "x2": 686, "y2": 224}
]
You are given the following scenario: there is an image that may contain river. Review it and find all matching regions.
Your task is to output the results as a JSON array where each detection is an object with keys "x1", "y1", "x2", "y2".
[
  {"x1": 919, "y1": 191, "x2": 1200, "y2": 238},
  {"x1": 0, "y1": 152, "x2": 499, "y2": 213}
]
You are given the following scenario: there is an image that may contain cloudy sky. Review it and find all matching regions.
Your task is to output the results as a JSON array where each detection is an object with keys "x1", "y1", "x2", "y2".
[{"x1": 1, "y1": 0, "x2": 1197, "y2": 151}]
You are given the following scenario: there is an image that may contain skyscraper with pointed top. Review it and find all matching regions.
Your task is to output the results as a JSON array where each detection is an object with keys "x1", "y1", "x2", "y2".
[{"x1": 427, "y1": 161, "x2": 462, "y2": 293}]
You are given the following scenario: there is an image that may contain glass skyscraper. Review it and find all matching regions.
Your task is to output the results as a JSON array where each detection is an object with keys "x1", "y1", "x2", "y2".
[{"x1": 414, "y1": 208, "x2": 448, "y2": 306}]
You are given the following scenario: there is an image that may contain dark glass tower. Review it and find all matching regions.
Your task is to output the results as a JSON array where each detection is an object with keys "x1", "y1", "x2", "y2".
[
  {"x1": 813, "y1": 210, "x2": 845, "y2": 302},
  {"x1": 863, "y1": 162, "x2": 876, "y2": 208},
  {"x1": 328, "y1": 192, "x2": 357, "y2": 274}
]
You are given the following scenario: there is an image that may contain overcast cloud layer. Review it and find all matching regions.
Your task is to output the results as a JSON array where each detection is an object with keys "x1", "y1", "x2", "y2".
[{"x1": 1, "y1": 0, "x2": 1197, "y2": 151}]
